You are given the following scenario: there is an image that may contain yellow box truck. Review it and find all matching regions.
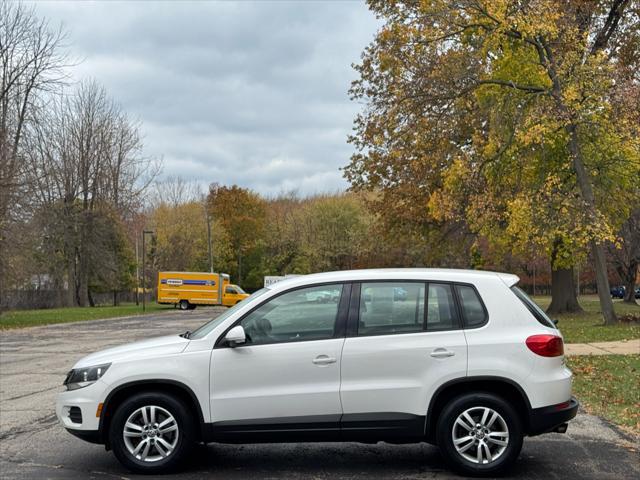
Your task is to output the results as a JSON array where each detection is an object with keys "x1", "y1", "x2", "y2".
[{"x1": 157, "y1": 272, "x2": 249, "y2": 310}]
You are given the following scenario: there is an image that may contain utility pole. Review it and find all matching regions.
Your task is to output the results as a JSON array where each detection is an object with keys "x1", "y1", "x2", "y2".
[{"x1": 142, "y1": 230, "x2": 154, "y2": 312}]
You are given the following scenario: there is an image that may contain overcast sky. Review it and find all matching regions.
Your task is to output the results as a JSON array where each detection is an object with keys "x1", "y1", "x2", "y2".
[{"x1": 33, "y1": 1, "x2": 380, "y2": 196}]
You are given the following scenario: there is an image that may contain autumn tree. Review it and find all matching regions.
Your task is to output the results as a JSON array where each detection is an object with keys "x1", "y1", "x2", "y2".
[
  {"x1": 347, "y1": 0, "x2": 640, "y2": 324},
  {"x1": 207, "y1": 184, "x2": 266, "y2": 284},
  {"x1": 148, "y1": 198, "x2": 234, "y2": 274},
  {"x1": 263, "y1": 191, "x2": 306, "y2": 274},
  {"x1": 298, "y1": 194, "x2": 370, "y2": 272}
]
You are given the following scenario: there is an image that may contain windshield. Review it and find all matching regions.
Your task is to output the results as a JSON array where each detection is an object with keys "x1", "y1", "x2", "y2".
[
  {"x1": 189, "y1": 288, "x2": 269, "y2": 339},
  {"x1": 234, "y1": 285, "x2": 247, "y2": 294},
  {"x1": 510, "y1": 286, "x2": 556, "y2": 329}
]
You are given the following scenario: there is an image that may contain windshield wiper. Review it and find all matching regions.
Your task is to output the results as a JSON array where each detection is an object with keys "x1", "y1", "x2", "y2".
[{"x1": 180, "y1": 330, "x2": 191, "y2": 339}]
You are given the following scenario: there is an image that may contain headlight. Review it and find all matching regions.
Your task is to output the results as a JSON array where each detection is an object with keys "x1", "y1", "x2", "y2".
[{"x1": 63, "y1": 363, "x2": 111, "y2": 391}]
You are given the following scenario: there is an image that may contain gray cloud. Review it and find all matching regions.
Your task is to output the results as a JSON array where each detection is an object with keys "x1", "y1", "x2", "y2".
[{"x1": 34, "y1": 1, "x2": 379, "y2": 195}]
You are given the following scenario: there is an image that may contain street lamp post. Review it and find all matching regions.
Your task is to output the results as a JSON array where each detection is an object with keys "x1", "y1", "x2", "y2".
[{"x1": 142, "y1": 230, "x2": 154, "y2": 312}]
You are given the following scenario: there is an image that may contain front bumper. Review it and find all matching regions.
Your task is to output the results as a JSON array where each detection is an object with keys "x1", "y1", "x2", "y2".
[{"x1": 528, "y1": 396, "x2": 579, "y2": 436}]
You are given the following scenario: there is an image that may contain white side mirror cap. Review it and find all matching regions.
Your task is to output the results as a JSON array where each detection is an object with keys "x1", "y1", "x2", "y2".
[{"x1": 225, "y1": 325, "x2": 246, "y2": 347}]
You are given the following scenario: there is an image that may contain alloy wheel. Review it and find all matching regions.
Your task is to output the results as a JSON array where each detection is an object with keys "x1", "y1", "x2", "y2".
[
  {"x1": 451, "y1": 406, "x2": 509, "y2": 465},
  {"x1": 122, "y1": 405, "x2": 179, "y2": 462}
]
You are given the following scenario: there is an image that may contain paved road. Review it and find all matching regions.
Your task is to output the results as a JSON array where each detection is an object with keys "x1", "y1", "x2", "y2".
[{"x1": 1, "y1": 310, "x2": 639, "y2": 480}]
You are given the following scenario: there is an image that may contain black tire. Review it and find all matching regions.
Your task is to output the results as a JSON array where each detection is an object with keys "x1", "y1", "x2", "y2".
[
  {"x1": 109, "y1": 392, "x2": 196, "y2": 474},
  {"x1": 178, "y1": 300, "x2": 189, "y2": 311},
  {"x1": 436, "y1": 392, "x2": 523, "y2": 477}
]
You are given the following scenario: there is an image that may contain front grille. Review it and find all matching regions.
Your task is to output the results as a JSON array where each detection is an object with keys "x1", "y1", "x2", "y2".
[{"x1": 68, "y1": 406, "x2": 82, "y2": 424}]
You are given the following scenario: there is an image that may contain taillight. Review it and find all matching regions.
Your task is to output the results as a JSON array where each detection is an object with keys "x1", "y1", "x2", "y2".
[{"x1": 526, "y1": 334, "x2": 564, "y2": 357}]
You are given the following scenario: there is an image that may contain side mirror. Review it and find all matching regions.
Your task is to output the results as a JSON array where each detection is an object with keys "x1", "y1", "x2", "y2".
[
  {"x1": 225, "y1": 325, "x2": 246, "y2": 347},
  {"x1": 552, "y1": 319, "x2": 559, "y2": 326}
]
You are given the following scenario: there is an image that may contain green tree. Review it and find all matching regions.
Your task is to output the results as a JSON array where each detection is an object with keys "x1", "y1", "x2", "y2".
[{"x1": 87, "y1": 209, "x2": 136, "y2": 305}]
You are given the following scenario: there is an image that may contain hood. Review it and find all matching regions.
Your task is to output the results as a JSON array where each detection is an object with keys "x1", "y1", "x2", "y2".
[{"x1": 73, "y1": 335, "x2": 189, "y2": 368}]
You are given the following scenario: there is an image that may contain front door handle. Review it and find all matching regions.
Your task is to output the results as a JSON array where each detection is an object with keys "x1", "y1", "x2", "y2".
[
  {"x1": 430, "y1": 348, "x2": 455, "y2": 358},
  {"x1": 312, "y1": 355, "x2": 337, "y2": 366}
]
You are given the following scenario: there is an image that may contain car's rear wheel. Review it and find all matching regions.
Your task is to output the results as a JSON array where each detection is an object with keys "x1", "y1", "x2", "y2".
[
  {"x1": 109, "y1": 392, "x2": 195, "y2": 474},
  {"x1": 436, "y1": 392, "x2": 523, "y2": 477},
  {"x1": 178, "y1": 300, "x2": 189, "y2": 311}
]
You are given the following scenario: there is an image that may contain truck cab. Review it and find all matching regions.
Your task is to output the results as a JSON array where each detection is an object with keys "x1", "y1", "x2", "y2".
[{"x1": 222, "y1": 284, "x2": 249, "y2": 307}]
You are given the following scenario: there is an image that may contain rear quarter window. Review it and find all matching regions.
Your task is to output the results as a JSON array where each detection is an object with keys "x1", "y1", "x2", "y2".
[
  {"x1": 511, "y1": 286, "x2": 556, "y2": 329},
  {"x1": 455, "y1": 285, "x2": 487, "y2": 328}
]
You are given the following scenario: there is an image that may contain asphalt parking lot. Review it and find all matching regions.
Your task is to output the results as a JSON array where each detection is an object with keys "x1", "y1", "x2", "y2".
[{"x1": 1, "y1": 309, "x2": 638, "y2": 480}]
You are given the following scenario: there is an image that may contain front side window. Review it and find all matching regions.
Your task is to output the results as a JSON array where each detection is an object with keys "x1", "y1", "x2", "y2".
[
  {"x1": 455, "y1": 285, "x2": 487, "y2": 327},
  {"x1": 240, "y1": 284, "x2": 343, "y2": 345},
  {"x1": 426, "y1": 283, "x2": 459, "y2": 331},
  {"x1": 358, "y1": 282, "x2": 425, "y2": 335},
  {"x1": 225, "y1": 287, "x2": 237, "y2": 294}
]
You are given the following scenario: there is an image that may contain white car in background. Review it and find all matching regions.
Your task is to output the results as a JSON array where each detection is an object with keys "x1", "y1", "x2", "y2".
[
  {"x1": 304, "y1": 289, "x2": 333, "y2": 303},
  {"x1": 56, "y1": 269, "x2": 577, "y2": 476}
]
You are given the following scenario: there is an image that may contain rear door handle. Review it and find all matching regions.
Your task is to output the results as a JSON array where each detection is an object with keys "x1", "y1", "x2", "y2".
[
  {"x1": 430, "y1": 348, "x2": 455, "y2": 358},
  {"x1": 312, "y1": 355, "x2": 337, "y2": 366}
]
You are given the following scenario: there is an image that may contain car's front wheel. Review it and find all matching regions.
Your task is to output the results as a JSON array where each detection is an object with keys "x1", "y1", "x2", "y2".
[
  {"x1": 109, "y1": 392, "x2": 195, "y2": 474},
  {"x1": 436, "y1": 392, "x2": 523, "y2": 477}
]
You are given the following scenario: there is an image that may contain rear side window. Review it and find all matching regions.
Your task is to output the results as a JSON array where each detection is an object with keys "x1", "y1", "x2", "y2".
[
  {"x1": 426, "y1": 284, "x2": 459, "y2": 331},
  {"x1": 455, "y1": 285, "x2": 487, "y2": 328},
  {"x1": 358, "y1": 282, "x2": 425, "y2": 335},
  {"x1": 511, "y1": 286, "x2": 556, "y2": 329}
]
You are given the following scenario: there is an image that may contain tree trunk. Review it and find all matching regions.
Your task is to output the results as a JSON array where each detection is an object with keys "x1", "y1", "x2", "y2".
[
  {"x1": 65, "y1": 251, "x2": 77, "y2": 307},
  {"x1": 76, "y1": 213, "x2": 90, "y2": 307},
  {"x1": 63, "y1": 200, "x2": 78, "y2": 307},
  {"x1": 547, "y1": 266, "x2": 583, "y2": 314},
  {"x1": 0, "y1": 242, "x2": 4, "y2": 314},
  {"x1": 237, "y1": 252, "x2": 242, "y2": 285},
  {"x1": 77, "y1": 250, "x2": 89, "y2": 307},
  {"x1": 565, "y1": 124, "x2": 617, "y2": 324},
  {"x1": 590, "y1": 240, "x2": 617, "y2": 324},
  {"x1": 545, "y1": 41, "x2": 617, "y2": 324},
  {"x1": 623, "y1": 282, "x2": 637, "y2": 304},
  {"x1": 623, "y1": 260, "x2": 638, "y2": 305}
]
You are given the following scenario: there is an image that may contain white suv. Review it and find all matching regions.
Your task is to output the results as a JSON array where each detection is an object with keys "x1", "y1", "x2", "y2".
[{"x1": 56, "y1": 269, "x2": 577, "y2": 476}]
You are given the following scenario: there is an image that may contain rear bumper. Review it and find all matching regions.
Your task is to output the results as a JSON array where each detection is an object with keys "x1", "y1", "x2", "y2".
[{"x1": 528, "y1": 396, "x2": 579, "y2": 436}]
